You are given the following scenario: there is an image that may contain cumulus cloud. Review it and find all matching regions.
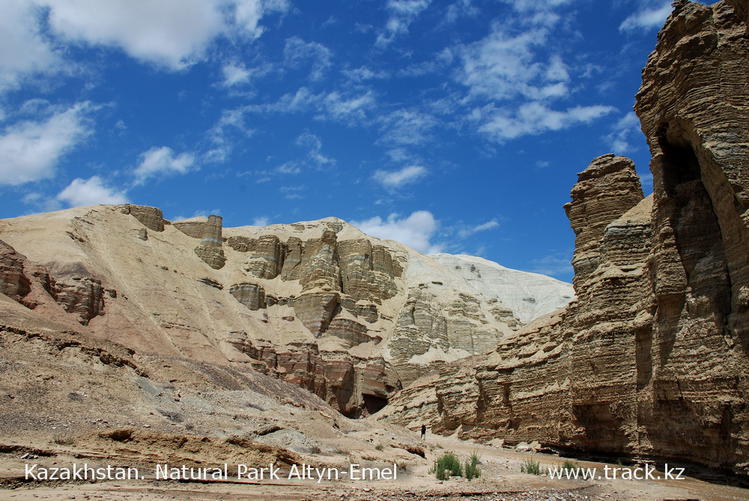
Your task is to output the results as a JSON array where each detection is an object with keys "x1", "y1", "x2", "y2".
[
  {"x1": 373, "y1": 165, "x2": 427, "y2": 189},
  {"x1": 620, "y1": 1, "x2": 672, "y2": 32},
  {"x1": 0, "y1": 102, "x2": 95, "y2": 186},
  {"x1": 57, "y1": 176, "x2": 128, "y2": 207},
  {"x1": 284, "y1": 37, "x2": 332, "y2": 81},
  {"x1": 352, "y1": 211, "x2": 442, "y2": 254},
  {"x1": 252, "y1": 216, "x2": 270, "y2": 226},
  {"x1": 475, "y1": 102, "x2": 616, "y2": 141},
  {"x1": 453, "y1": 2, "x2": 615, "y2": 142},
  {"x1": 376, "y1": 0, "x2": 431, "y2": 47},
  {"x1": 458, "y1": 26, "x2": 570, "y2": 102},
  {"x1": 134, "y1": 146, "x2": 195, "y2": 184},
  {"x1": 40, "y1": 0, "x2": 290, "y2": 70},
  {"x1": 0, "y1": 0, "x2": 63, "y2": 92}
]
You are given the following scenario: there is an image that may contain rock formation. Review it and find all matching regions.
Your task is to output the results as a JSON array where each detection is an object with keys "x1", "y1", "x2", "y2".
[
  {"x1": 381, "y1": 0, "x2": 749, "y2": 475},
  {"x1": 0, "y1": 207, "x2": 571, "y2": 418}
]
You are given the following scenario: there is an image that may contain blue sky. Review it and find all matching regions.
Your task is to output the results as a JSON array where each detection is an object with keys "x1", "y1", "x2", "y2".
[{"x1": 0, "y1": 0, "x2": 708, "y2": 281}]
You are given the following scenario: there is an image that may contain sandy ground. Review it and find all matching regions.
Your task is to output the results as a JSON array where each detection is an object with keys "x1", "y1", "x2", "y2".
[{"x1": 2, "y1": 427, "x2": 748, "y2": 501}]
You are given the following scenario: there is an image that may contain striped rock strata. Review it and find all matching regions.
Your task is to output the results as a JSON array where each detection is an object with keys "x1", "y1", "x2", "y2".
[{"x1": 381, "y1": 0, "x2": 749, "y2": 475}]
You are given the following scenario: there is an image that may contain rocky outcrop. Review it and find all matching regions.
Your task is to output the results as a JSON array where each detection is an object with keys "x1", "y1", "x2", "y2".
[
  {"x1": 48, "y1": 276, "x2": 107, "y2": 325},
  {"x1": 338, "y1": 239, "x2": 401, "y2": 302},
  {"x1": 120, "y1": 204, "x2": 165, "y2": 232},
  {"x1": 0, "y1": 239, "x2": 108, "y2": 324},
  {"x1": 564, "y1": 154, "x2": 644, "y2": 288},
  {"x1": 382, "y1": 0, "x2": 749, "y2": 475},
  {"x1": 228, "y1": 235, "x2": 285, "y2": 279},
  {"x1": 229, "y1": 283, "x2": 266, "y2": 310},
  {"x1": 0, "y1": 240, "x2": 31, "y2": 303},
  {"x1": 226, "y1": 335, "x2": 399, "y2": 417},
  {"x1": 291, "y1": 292, "x2": 341, "y2": 336},
  {"x1": 175, "y1": 215, "x2": 227, "y2": 269},
  {"x1": 633, "y1": 0, "x2": 749, "y2": 472}
]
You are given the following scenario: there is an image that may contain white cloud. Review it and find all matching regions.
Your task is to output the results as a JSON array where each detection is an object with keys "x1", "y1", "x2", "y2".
[
  {"x1": 376, "y1": 0, "x2": 431, "y2": 47},
  {"x1": 352, "y1": 211, "x2": 442, "y2": 254},
  {"x1": 453, "y1": 1, "x2": 617, "y2": 143},
  {"x1": 0, "y1": 102, "x2": 95, "y2": 186},
  {"x1": 222, "y1": 63, "x2": 251, "y2": 86},
  {"x1": 378, "y1": 110, "x2": 437, "y2": 146},
  {"x1": 458, "y1": 26, "x2": 570, "y2": 102},
  {"x1": 475, "y1": 102, "x2": 616, "y2": 141},
  {"x1": 458, "y1": 219, "x2": 499, "y2": 238},
  {"x1": 284, "y1": 37, "x2": 332, "y2": 81},
  {"x1": 40, "y1": 0, "x2": 290, "y2": 71},
  {"x1": 445, "y1": 0, "x2": 478, "y2": 24},
  {"x1": 205, "y1": 106, "x2": 256, "y2": 163},
  {"x1": 0, "y1": 0, "x2": 63, "y2": 92},
  {"x1": 620, "y1": 1, "x2": 672, "y2": 32},
  {"x1": 57, "y1": 176, "x2": 128, "y2": 207},
  {"x1": 134, "y1": 146, "x2": 195, "y2": 184},
  {"x1": 342, "y1": 66, "x2": 390, "y2": 81},
  {"x1": 296, "y1": 132, "x2": 335, "y2": 166},
  {"x1": 252, "y1": 216, "x2": 270, "y2": 226},
  {"x1": 605, "y1": 111, "x2": 641, "y2": 154},
  {"x1": 504, "y1": 0, "x2": 574, "y2": 13},
  {"x1": 245, "y1": 87, "x2": 375, "y2": 123},
  {"x1": 373, "y1": 165, "x2": 427, "y2": 188}
]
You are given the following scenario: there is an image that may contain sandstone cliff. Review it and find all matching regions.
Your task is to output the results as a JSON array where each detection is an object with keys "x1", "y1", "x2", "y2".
[
  {"x1": 0, "y1": 206, "x2": 572, "y2": 418},
  {"x1": 380, "y1": 0, "x2": 749, "y2": 475}
]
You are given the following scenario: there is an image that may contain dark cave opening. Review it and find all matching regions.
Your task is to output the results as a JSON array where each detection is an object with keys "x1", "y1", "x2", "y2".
[
  {"x1": 658, "y1": 125, "x2": 732, "y2": 331},
  {"x1": 362, "y1": 393, "x2": 388, "y2": 416}
]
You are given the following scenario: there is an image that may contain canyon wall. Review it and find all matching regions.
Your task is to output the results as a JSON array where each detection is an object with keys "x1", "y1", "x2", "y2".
[
  {"x1": 0, "y1": 207, "x2": 572, "y2": 418},
  {"x1": 381, "y1": 0, "x2": 749, "y2": 474}
]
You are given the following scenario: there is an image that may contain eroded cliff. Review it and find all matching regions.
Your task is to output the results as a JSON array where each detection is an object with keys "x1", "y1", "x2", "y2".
[
  {"x1": 381, "y1": 0, "x2": 749, "y2": 475},
  {"x1": 0, "y1": 205, "x2": 572, "y2": 418}
]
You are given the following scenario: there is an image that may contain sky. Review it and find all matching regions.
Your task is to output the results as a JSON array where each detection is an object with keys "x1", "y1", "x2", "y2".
[{"x1": 0, "y1": 0, "x2": 711, "y2": 282}]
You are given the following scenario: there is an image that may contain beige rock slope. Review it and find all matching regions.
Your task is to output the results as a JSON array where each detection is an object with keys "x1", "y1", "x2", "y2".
[
  {"x1": 0, "y1": 205, "x2": 572, "y2": 418},
  {"x1": 381, "y1": 0, "x2": 749, "y2": 475}
]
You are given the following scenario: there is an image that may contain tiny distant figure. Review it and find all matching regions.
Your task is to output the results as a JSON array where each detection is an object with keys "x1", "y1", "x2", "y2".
[{"x1": 421, "y1": 424, "x2": 427, "y2": 441}]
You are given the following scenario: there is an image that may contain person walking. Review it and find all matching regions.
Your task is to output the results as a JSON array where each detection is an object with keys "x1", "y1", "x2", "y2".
[{"x1": 421, "y1": 424, "x2": 426, "y2": 441}]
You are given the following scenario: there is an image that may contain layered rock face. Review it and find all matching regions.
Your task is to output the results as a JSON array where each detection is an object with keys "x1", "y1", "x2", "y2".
[
  {"x1": 634, "y1": 0, "x2": 749, "y2": 471},
  {"x1": 0, "y1": 209, "x2": 572, "y2": 418},
  {"x1": 382, "y1": 0, "x2": 749, "y2": 474},
  {"x1": 0, "y1": 240, "x2": 31, "y2": 302}
]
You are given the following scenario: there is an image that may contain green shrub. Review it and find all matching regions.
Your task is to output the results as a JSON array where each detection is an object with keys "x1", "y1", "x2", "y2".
[
  {"x1": 561, "y1": 460, "x2": 577, "y2": 471},
  {"x1": 432, "y1": 452, "x2": 462, "y2": 480},
  {"x1": 464, "y1": 452, "x2": 481, "y2": 480},
  {"x1": 520, "y1": 458, "x2": 542, "y2": 475}
]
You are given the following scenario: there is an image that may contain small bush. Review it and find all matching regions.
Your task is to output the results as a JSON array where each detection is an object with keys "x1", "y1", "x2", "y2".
[
  {"x1": 561, "y1": 460, "x2": 577, "y2": 471},
  {"x1": 520, "y1": 458, "x2": 542, "y2": 475},
  {"x1": 464, "y1": 452, "x2": 481, "y2": 480},
  {"x1": 375, "y1": 444, "x2": 384, "y2": 451},
  {"x1": 432, "y1": 452, "x2": 462, "y2": 480}
]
